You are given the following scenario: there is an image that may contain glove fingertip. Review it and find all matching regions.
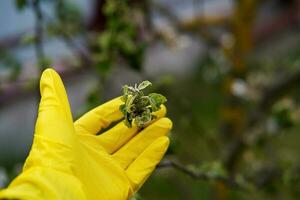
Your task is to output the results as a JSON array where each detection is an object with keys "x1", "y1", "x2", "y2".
[
  {"x1": 125, "y1": 136, "x2": 170, "y2": 192},
  {"x1": 152, "y1": 104, "x2": 167, "y2": 119},
  {"x1": 153, "y1": 118, "x2": 173, "y2": 131}
]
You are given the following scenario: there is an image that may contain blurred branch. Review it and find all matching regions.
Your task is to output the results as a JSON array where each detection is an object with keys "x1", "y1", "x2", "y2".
[
  {"x1": 258, "y1": 70, "x2": 300, "y2": 112},
  {"x1": 224, "y1": 1, "x2": 300, "y2": 171},
  {"x1": 61, "y1": 35, "x2": 92, "y2": 65},
  {"x1": 87, "y1": 0, "x2": 107, "y2": 31},
  {"x1": 246, "y1": 163, "x2": 300, "y2": 188},
  {"x1": 253, "y1": 2, "x2": 300, "y2": 42},
  {"x1": 152, "y1": 1, "x2": 229, "y2": 29},
  {"x1": 0, "y1": 66, "x2": 89, "y2": 106},
  {"x1": 0, "y1": 2, "x2": 298, "y2": 50},
  {"x1": 32, "y1": 0, "x2": 46, "y2": 71},
  {"x1": 157, "y1": 160, "x2": 244, "y2": 190},
  {"x1": 151, "y1": 1, "x2": 180, "y2": 24},
  {"x1": 225, "y1": 68, "x2": 300, "y2": 170},
  {"x1": 251, "y1": 165, "x2": 282, "y2": 188},
  {"x1": 150, "y1": 1, "x2": 220, "y2": 46},
  {"x1": 221, "y1": 0, "x2": 257, "y2": 177},
  {"x1": 158, "y1": 160, "x2": 300, "y2": 191},
  {"x1": 0, "y1": 33, "x2": 25, "y2": 49},
  {"x1": 52, "y1": 0, "x2": 93, "y2": 66}
]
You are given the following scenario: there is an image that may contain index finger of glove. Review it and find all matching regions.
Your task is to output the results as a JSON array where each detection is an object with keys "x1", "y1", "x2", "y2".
[
  {"x1": 35, "y1": 68, "x2": 74, "y2": 143},
  {"x1": 74, "y1": 97, "x2": 124, "y2": 135}
]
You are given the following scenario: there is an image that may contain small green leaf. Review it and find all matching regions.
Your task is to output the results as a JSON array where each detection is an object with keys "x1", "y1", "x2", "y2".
[
  {"x1": 121, "y1": 85, "x2": 129, "y2": 101},
  {"x1": 148, "y1": 93, "x2": 167, "y2": 107},
  {"x1": 119, "y1": 104, "x2": 126, "y2": 115},
  {"x1": 138, "y1": 96, "x2": 150, "y2": 108},
  {"x1": 147, "y1": 96, "x2": 158, "y2": 111},
  {"x1": 138, "y1": 80, "x2": 152, "y2": 90},
  {"x1": 125, "y1": 94, "x2": 137, "y2": 112},
  {"x1": 124, "y1": 116, "x2": 132, "y2": 128}
]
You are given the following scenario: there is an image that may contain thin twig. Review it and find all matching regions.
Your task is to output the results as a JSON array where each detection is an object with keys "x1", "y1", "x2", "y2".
[{"x1": 157, "y1": 160, "x2": 245, "y2": 190}]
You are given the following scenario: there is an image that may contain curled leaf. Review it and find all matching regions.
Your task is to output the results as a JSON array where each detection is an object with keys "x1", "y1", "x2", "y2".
[
  {"x1": 135, "y1": 112, "x2": 152, "y2": 127},
  {"x1": 138, "y1": 80, "x2": 152, "y2": 90},
  {"x1": 121, "y1": 85, "x2": 129, "y2": 101},
  {"x1": 149, "y1": 93, "x2": 167, "y2": 107},
  {"x1": 147, "y1": 96, "x2": 158, "y2": 112},
  {"x1": 119, "y1": 104, "x2": 126, "y2": 115}
]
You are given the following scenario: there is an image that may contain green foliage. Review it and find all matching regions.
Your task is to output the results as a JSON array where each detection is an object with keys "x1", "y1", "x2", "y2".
[
  {"x1": 120, "y1": 81, "x2": 167, "y2": 128},
  {"x1": 48, "y1": 0, "x2": 83, "y2": 37},
  {"x1": 93, "y1": 0, "x2": 146, "y2": 75}
]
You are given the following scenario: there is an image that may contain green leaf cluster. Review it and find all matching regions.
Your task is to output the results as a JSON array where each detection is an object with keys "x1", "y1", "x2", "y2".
[{"x1": 120, "y1": 81, "x2": 167, "y2": 128}]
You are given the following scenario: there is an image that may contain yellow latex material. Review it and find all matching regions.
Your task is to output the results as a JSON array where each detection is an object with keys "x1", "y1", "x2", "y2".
[{"x1": 0, "y1": 69, "x2": 172, "y2": 200}]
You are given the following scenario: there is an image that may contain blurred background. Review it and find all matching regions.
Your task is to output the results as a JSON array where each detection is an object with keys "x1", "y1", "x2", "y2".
[{"x1": 1, "y1": 0, "x2": 300, "y2": 199}]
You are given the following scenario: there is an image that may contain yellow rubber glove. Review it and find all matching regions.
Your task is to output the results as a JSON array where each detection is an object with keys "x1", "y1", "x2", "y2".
[{"x1": 0, "y1": 69, "x2": 172, "y2": 200}]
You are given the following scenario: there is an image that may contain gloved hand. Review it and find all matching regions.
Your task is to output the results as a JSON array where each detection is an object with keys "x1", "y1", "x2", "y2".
[{"x1": 0, "y1": 69, "x2": 172, "y2": 200}]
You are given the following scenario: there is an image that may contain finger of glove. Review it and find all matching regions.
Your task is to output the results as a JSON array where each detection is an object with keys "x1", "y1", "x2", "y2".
[
  {"x1": 74, "y1": 97, "x2": 123, "y2": 135},
  {"x1": 35, "y1": 68, "x2": 74, "y2": 144},
  {"x1": 95, "y1": 105, "x2": 167, "y2": 154},
  {"x1": 126, "y1": 136, "x2": 169, "y2": 192},
  {"x1": 112, "y1": 118, "x2": 172, "y2": 169}
]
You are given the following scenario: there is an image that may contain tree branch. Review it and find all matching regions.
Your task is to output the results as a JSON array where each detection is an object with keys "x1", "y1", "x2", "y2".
[
  {"x1": 157, "y1": 160, "x2": 245, "y2": 190},
  {"x1": 158, "y1": 159, "x2": 300, "y2": 192}
]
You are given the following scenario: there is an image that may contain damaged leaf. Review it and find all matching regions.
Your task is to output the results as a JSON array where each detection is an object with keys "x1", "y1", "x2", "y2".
[{"x1": 119, "y1": 80, "x2": 167, "y2": 128}]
